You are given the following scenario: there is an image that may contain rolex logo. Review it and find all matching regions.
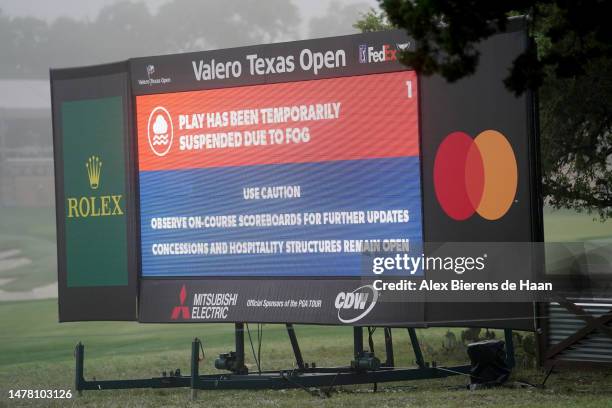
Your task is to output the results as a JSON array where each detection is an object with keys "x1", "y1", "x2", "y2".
[
  {"x1": 86, "y1": 156, "x2": 102, "y2": 190},
  {"x1": 66, "y1": 154, "x2": 123, "y2": 219}
]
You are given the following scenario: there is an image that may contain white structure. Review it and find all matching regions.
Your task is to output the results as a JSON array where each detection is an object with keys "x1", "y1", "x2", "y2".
[{"x1": 0, "y1": 80, "x2": 53, "y2": 207}]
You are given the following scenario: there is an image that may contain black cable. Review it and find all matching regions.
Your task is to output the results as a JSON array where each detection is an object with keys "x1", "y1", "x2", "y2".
[
  {"x1": 367, "y1": 327, "x2": 376, "y2": 354},
  {"x1": 245, "y1": 323, "x2": 261, "y2": 374},
  {"x1": 280, "y1": 368, "x2": 340, "y2": 399},
  {"x1": 199, "y1": 340, "x2": 206, "y2": 362},
  {"x1": 541, "y1": 364, "x2": 555, "y2": 387},
  {"x1": 323, "y1": 372, "x2": 341, "y2": 397},
  {"x1": 280, "y1": 371, "x2": 321, "y2": 397}
]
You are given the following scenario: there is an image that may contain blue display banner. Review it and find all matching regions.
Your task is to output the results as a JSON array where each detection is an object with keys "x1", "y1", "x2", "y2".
[{"x1": 139, "y1": 157, "x2": 423, "y2": 277}]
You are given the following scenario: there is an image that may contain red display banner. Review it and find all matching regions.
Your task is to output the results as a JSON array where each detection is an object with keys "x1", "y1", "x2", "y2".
[{"x1": 136, "y1": 70, "x2": 419, "y2": 171}]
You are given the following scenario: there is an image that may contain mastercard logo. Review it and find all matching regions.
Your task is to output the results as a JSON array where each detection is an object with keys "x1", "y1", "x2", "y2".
[{"x1": 433, "y1": 130, "x2": 518, "y2": 221}]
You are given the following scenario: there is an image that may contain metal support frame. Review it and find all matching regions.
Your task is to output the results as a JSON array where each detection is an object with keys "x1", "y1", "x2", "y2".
[
  {"x1": 75, "y1": 342, "x2": 84, "y2": 397},
  {"x1": 407, "y1": 328, "x2": 426, "y2": 368},
  {"x1": 504, "y1": 328, "x2": 516, "y2": 368},
  {"x1": 286, "y1": 324, "x2": 305, "y2": 369},
  {"x1": 190, "y1": 338, "x2": 199, "y2": 400},
  {"x1": 383, "y1": 328, "x2": 394, "y2": 367},
  {"x1": 353, "y1": 326, "x2": 364, "y2": 357},
  {"x1": 73, "y1": 326, "x2": 516, "y2": 395},
  {"x1": 234, "y1": 323, "x2": 247, "y2": 374}
]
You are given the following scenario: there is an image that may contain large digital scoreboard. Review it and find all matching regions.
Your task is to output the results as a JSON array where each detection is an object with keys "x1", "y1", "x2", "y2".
[
  {"x1": 51, "y1": 24, "x2": 542, "y2": 329},
  {"x1": 136, "y1": 71, "x2": 422, "y2": 278}
]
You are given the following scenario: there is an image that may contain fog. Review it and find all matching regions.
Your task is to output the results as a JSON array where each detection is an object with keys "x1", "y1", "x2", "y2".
[
  {"x1": 0, "y1": 0, "x2": 378, "y2": 297},
  {"x1": 0, "y1": 0, "x2": 378, "y2": 77}
]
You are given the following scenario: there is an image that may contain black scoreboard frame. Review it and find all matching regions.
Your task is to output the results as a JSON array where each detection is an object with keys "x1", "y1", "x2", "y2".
[
  {"x1": 49, "y1": 19, "x2": 548, "y2": 395},
  {"x1": 51, "y1": 20, "x2": 542, "y2": 331}
]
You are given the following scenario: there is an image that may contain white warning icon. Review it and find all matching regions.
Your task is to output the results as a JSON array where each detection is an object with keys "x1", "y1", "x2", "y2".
[
  {"x1": 152, "y1": 115, "x2": 168, "y2": 145},
  {"x1": 147, "y1": 107, "x2": 173, "y2": 157}
]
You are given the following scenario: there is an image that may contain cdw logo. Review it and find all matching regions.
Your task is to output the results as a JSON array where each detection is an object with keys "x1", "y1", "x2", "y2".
[
  {"x1": 334, "y1": 285, "x2": 379, "y2": 324},
  {"x1": 335, "y1": 291, "x2": 369, "y2": 310}
]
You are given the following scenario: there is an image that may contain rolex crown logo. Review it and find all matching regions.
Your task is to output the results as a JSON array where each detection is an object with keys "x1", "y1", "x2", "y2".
[{"x1": 86, "y1": 155, "x2": 102, "y2": 190}]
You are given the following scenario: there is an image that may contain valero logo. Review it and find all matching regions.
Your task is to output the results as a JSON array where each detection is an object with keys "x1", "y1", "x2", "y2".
[
  {"x1": 171, "y1": 285, "x2": 190, "y2": 320},
  {"x1": 433, "y1": 130, "x2": 518, "y2": 221},
  {"x1": 147, "y1": 106, "x2": 173, "y2": 157}
]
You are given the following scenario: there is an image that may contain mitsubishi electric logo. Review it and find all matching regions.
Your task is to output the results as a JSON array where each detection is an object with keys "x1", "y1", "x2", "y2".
[
  {"x1": 171, "y1": 285, "x2": 190, "y2": 320},
  {"x1": 169, "y1": 285, "x2": 238, "y2": 321},
  {"x1": 334, "y1": 285, "x2": 379, "y2": 323}
]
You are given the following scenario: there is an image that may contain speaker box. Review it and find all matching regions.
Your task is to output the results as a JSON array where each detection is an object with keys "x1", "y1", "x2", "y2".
[{"x1": 467, "y1": 340, "x2": 511, "y2": 387}]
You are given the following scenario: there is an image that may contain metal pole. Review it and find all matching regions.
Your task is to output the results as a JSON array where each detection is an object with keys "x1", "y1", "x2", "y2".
[
  {"x1": 383, "y1": 328, "x2": 394, "y2": 367},
  {"x1": 235, "y1": 323, "x2": 246, "y2": 373},
  {"x1": 75, "y1": 342, "x2": 84, "y2": 396},
  {"x1": 354, "y1": 326, "x2": 364, "y2": 358},
  {"x1": 504, "y1": 329, "x2": 516, "y2": 368},
  {"x1": 190, "y1": 338, "x2": 200, "y2": 400},
  {"x1": 286, "y1": 324, "x2": 305, "y2": 369},
  {"x1": 407, "y1": 328, "x2": 426, "y2": 369}
]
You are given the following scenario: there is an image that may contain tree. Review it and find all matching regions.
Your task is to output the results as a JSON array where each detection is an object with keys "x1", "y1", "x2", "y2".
[
  {"x1": 352, "y1": 8, "x2": 394, "y2": 32},
  {"x1": 0, "y1": 0, "x2": 299, "y2": 78},
  {"x1": 360, "y1": 1, "x2": 612, "y2": 220}
]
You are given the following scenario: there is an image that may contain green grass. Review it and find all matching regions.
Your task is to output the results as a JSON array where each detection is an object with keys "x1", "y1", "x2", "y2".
[
  {"x1": 0, "y1": 207, "x2": 56, "y2": 292},
  {"x1": 1, "y1": 299, "x2": 612, "y2": 407},
  {"x1": 543, "y1": 207, "x2": 612, "y2": 242},
  {"x1": 0, "y1": 208, "x2": 611, "y2": 406},
  {"x1": 0, "y1": 299, "x2": 472, "y2": 368}
]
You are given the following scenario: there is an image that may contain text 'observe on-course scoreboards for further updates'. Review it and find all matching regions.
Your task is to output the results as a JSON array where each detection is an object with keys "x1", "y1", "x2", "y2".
[{"x1": 136, "y1": 70, "x2": 422, "y2": 277}]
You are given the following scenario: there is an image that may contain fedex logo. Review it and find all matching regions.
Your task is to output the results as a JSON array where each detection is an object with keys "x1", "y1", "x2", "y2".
[{"x1": 358, "y1": 44, "x2": 397, "y2": 63}]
